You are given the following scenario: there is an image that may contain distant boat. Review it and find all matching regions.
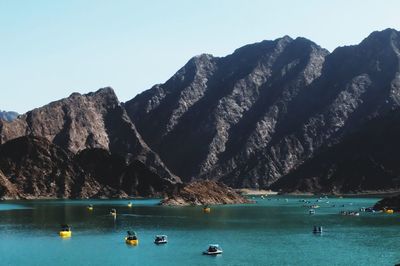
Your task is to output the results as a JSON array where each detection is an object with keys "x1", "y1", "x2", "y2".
[
  {"x1": 110, "y1": 208, "x2": 117, "y2": 217},
  {"x1": 125, "y1": 231, "x2": 139, "y2": 245},
  {"x1": 127, "y1": 202, "x2": 132, "y2": 208},
  {"x1": 154, "y1": 235, "x2": 168, "y2": 244},
  {"x1": 203, "y1": 244, "x2": 223, "y2": 255},
  {"x1": 203, "y1": 206, "x2": 211, "y2": 213},
  {"x1": 309, "y1": 209, "x2": 316, "y2": 215},
  {"x1": 313, "y1": 226, "x2": 323, "y2": 234},
  {"x1": 87, "y1": 204, "x2": 93, "y2": 211},
  {"x1": 59, "y1": 224, "x2": 72, "y2": 238}
]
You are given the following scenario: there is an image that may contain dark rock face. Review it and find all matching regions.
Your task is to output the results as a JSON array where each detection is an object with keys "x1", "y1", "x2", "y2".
[
  {"x1": 0, "y1": 136, "x2": 101, "y2": 199},
  {"x1": 271, "y1": 110, "x2": 400, "y2": 193},
  {"x1": 0, "y1": 88, "x2": 180, "y2": 190},
  {"x1": 75, "y1": 148, "x2": 176, "y2": 196},
  {"x1": 160, "y1": 180, "x2": 252, "y2": 206},
  {"x1": 0, "y1": 136, "x2": 178, "y2": 199},
  {"x1": 126, "y1": 29, "x2": 400, "y2": 191},
  {"x1": 0, "y1": 111, "x2": 19, "y2": 122}
]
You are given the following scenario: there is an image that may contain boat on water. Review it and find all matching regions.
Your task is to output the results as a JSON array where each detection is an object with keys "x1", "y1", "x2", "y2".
[
  {"x1": 87, "y1": 204, "x2": 93, "y2": 211},
  {"x1": 384, "y1": 208, "x2": 394, "y2": 214},
  {"x1": 110, "y1": 208, "x2": 117, "y2": 217},
  {"x1": 125, "y1": 231, "x2": 139, "y2": 245},
  {"x1": 154, "y1": 235, "x2": 168, "y2": 244},
  {"x1": 127, "y1": 202, "x2": 132, "y2": 208},
  {"x1": 340, "y1": 211, "x2": 360, "y2": 216},
  {"x1": 59, "y1": 224, "x2": 72, "y2": 238},
  {"x1": 203, "y1": 206, "x2": 211, "y2": 213},
  {"x1": 309, "y1": 209, "x2": 316, "y2": 215},
  {"x1": 313, "y1": 226, "x2": 323, "y2": 234},
  {"x1": 203, "y1": 244, "x2": 223, "y2": 255}
]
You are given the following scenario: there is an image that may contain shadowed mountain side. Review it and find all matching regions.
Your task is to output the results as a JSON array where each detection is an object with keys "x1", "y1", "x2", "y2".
[
  {"x1": 0, "y1": 87, "x2": 180, "y2": 187},
  {"x1": 271, "y1": 109, "x2": 400, "y2": 193}
]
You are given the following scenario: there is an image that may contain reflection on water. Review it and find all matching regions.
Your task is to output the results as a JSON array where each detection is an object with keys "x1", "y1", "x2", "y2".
[{"x1": 0, "y1": 197, "x2": 399, "y2": 266}]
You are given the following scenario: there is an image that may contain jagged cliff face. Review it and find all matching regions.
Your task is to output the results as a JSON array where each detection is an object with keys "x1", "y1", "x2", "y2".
[
  {"x1": 0, "y1": 136, "x2": 101, "y2": 199},
  {"x1": 272, "y1": 109, "x2": 400, "y2": 193},
  {"x1": 0, "y1": 136, "x2": 178, "y2": 199},
  {"x1": 0, "y1": 88, "x2": 180, "y2": 188},
  {"x1": 125, "y1": 29, "x2": 400, "y2": 190}
]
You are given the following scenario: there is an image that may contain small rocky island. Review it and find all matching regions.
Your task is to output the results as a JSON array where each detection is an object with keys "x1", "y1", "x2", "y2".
[
  {"x1": 160, "y1": 180, "x2": 253, "y2": 206},
  {"x1": 374, "y1": 194, "x2": 400, "y2": 211}
]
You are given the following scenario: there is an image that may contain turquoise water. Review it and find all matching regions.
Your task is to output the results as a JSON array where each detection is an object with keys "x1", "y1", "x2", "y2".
[{"x1": 0, "y1": 197, "x2": 399, "y2": 266}]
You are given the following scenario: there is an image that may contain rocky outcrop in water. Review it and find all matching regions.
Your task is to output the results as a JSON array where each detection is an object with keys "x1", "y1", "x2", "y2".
[
  {"x1": 125, "y1": 29, "x2": 400, "y2": 192},
  {"x1": 160, "y1": 180, "x2": 252, "y2": 206}
]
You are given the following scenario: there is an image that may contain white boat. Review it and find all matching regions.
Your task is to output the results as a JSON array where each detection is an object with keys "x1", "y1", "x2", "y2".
[
  {"x1": 309, "y1": 209, "x2": 316, "y2": 215},
  {"x1": 154, "y1": 235, "x2": 168, "y2": 244},
  {"x1": 203, "y1": 244, "x2": 223, "y2": 255}
]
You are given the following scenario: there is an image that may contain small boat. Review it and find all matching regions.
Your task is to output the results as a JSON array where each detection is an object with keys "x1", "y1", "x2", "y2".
[
  {"x1": 203, "y1": 206, "x2": 211, "y2": 213},
  {"x1": 384, "y1": 208, "x2": 394, "y2": 214},
  {"x1": 127, "y1": 202, "x2": 133, "y2": 208},
  {"x1": 365, "y1": 207, "x2": 375, "y2": 213},
  {"x1": 125, "y1": 231, "x2": 139, "y2": 245},
  {"x1": 110, "y1": 208, "x2": 117, "y2": 217},
  {"x1": 87, "y1": 204, "x2": 93, "y2": 211},
  {"x1": 309, "y1": 209, "x2": 316, "y2": 215},
  {"x1": 359, "y1": 207, "x2": 366, "y2": 212},
  {"x1": 154, "y1": 235, "x2": 168, "y2": 244},
  {"x1": 313, "y1": 226, "x2": 323, "y2": 234},
  {"x1": 203, "y1": 244, "x2": 223, "y2": 255},
  {"x1": 59, "y1": 224, "x2": 72, "y2": 238},
  {"x1": 310, "y1": 205, "x2": 320, "y2": 209}
]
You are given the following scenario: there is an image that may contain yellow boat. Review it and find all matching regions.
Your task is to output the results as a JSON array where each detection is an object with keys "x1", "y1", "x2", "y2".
[
  {"x1": 127, "y1": 202, "x2": 132, "y2": 208},
  {"x1": 203, "y1": 206, "x2": 211, "y2": 213},
  {"x1": 125, "y1": 231, "x2": 138, "y2": 245},
  {"x1": 384, "y1": 209, "x2": 394, "y2": 214},
  {"x1": 59, "y1": 224, "x2": 72, "y2": 238},
  {"x1": 87, "y1": 205, "x2": 93, "y2": 211}
]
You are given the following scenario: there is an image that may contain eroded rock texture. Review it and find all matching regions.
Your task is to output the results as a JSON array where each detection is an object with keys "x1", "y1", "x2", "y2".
[{"x1": 126, "y1": 29, "x2": 400, "y2": 192}]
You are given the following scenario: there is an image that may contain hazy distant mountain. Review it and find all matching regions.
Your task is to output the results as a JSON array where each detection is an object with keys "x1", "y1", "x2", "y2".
[
  {"x1": 0, "y1": 110, "x2": 18, "y2": 122},
  {"x1": 125, "y1": 28, "x2": 400, "y2": 192}
]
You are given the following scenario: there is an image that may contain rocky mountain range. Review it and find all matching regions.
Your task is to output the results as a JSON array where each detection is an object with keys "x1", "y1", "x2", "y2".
[
  {"x1": 125, "y1": 28, "x2": 400, "y2": 193},
  {"x1": 1, "y1": 28, "x2": 400, "y2": 198}
]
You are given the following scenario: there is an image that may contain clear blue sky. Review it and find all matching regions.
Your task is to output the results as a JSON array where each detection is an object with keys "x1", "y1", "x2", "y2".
[{"x1": 1, "y1": 0, "x2": 399, "y2": 113}]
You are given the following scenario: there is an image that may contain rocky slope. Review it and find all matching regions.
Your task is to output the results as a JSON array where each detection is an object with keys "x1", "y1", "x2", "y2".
[
  {"x1": 0, "y1": 136, "x2": 101, "y2": 199},
  {"x1": 0, "y1": 111, "x2": 18, "y2": 122},
  {"x1": 0, "y1": 88, "x2": 180, "y2": 190},
  {"x1": 0, "y1": 136, "x2": 178, "y2": 199},
  {"x1": 271, "y1": 110, "x2": 400, "y2": 193},
  {"x1": 125, "y1": 28, "x2": 400, "y2": 191},
  {"x1": 160, "y1": 180, "x2": 252, "y2": 206}
]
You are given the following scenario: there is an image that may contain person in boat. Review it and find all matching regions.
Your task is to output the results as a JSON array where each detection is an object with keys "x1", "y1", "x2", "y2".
[
  {"x1": 61, "y1": 224, "x2": 70, "y2": 231},
  {"x1": 126, "y1": 231, "x2": 137, "y2": 240}
]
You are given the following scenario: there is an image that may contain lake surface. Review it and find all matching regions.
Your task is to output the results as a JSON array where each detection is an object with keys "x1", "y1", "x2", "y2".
[{"x1": 0, "y1": 196, "x2": 399, "y2": 266}]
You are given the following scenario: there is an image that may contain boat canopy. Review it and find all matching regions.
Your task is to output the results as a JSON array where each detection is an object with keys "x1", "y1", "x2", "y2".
[{"x1": 127, "y1": 231, "x2": 137, "y2": 236}]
